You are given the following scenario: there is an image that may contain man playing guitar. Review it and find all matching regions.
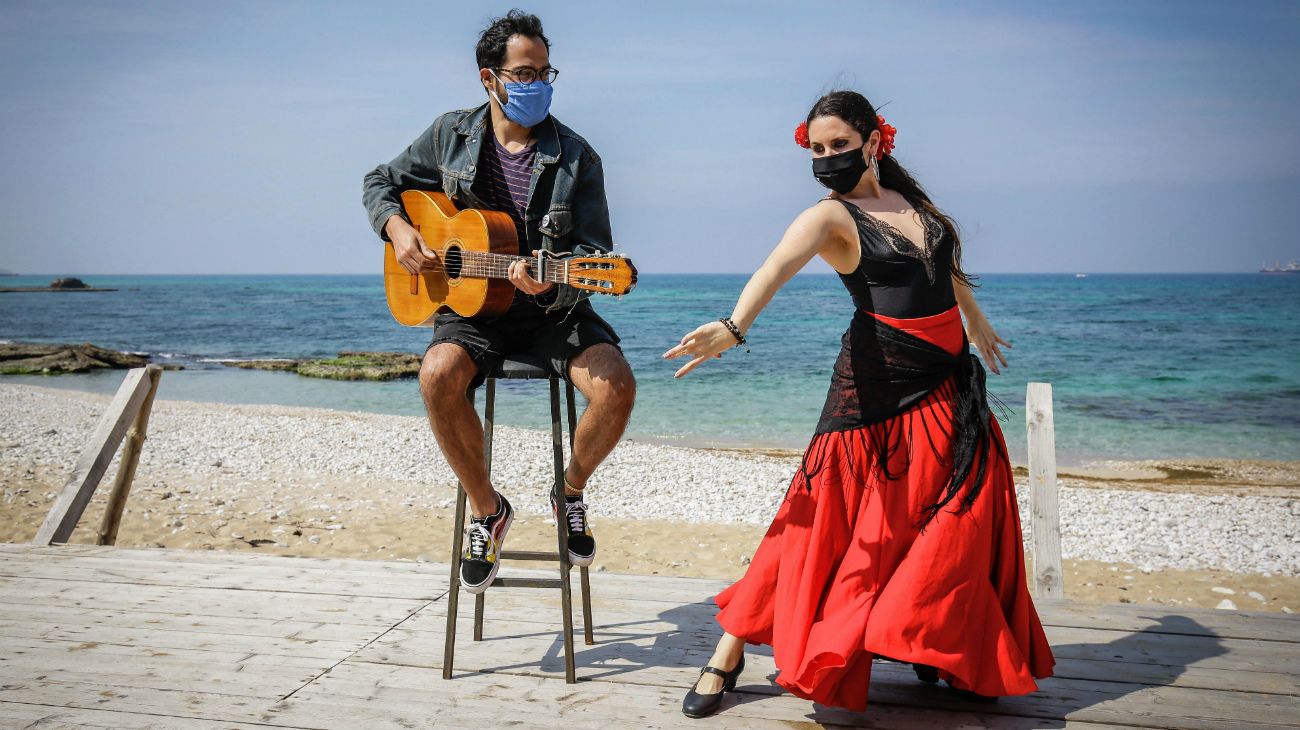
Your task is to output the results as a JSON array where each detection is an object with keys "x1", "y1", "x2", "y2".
[{"x1": 362, "y1": 10, "x2": 635, "y2": 593}]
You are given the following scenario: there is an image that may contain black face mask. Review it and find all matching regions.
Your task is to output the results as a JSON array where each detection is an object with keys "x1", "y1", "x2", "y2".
[{"x1": 812, "y1": 146, "x2": 868, "y2": 194}]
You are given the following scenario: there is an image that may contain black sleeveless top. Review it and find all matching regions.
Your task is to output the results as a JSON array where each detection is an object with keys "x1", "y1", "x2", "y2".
[
  {"x1": 804, "y1": 197, "x2": 998, "y2": 528},
  {"x1": 834, "y1": 198, "x2": 956, "y2": 319}
]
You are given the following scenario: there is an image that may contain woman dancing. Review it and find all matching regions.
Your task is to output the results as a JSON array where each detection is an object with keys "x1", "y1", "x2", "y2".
[{"x1": 664, "y1": 90, "x2": 1055, "y2": 718}]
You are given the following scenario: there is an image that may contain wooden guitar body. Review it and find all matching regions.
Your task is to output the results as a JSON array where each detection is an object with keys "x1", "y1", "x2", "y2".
[
  {"x1": 383, "y1": 190, "x2": 519, "y2": 326},
  {"x1": 384, "y1": 190, "x2": 637, "y2": 327}
]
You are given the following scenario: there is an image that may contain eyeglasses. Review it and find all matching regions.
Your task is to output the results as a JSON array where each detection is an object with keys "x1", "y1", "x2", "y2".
[{"x1": 494, "y1": 66, "x2": 559, "y2": 85}]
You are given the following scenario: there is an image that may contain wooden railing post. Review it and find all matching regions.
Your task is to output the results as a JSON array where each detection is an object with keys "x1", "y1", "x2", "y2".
[
  {"x1": 1026, "y1": 382, "x2": 1064, "y2": 599},
  {"x1": 33, "y1": 364, "x2": 162, "y2": 546},
  {"x1": 97, "y1": 365, "x2": 163, "y2": 545}
]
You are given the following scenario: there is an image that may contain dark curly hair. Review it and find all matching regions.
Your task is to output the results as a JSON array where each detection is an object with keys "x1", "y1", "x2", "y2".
[
  {"x1": 475, "y1": 9, "x2": 550, "y2": 70},
  {"x1": 807, "y1": 90, "x2": 976, "y2": 289}
]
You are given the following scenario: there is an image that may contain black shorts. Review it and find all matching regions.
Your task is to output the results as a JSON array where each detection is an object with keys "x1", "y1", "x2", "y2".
[{"x1": 426, "y1": 299, "x2": 621, "y2": 389}]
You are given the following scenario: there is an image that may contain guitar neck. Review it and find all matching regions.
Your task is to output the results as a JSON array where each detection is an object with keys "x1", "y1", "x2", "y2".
[{"x1": 456, "y1": 250, "x2": 569, "y2": 285}]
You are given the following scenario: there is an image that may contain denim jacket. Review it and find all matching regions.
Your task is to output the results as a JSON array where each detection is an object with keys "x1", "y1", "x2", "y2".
[{"x1": 362, "y1": 103, "x2": 613, "y2": 314}]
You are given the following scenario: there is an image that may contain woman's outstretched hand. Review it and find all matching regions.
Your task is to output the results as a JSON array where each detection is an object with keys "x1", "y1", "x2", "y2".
[
  {"x1": 662, "y1": 321, "x2": 736, "y2": 378},
  {"x1": 965, "y1": 314, "x2": 1012, "y2": 374}
]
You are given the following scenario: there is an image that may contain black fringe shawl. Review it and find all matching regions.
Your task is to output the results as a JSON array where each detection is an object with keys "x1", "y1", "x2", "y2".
[{"x1": 800, "y1": 309, "x2": 1006, "y2": 529}]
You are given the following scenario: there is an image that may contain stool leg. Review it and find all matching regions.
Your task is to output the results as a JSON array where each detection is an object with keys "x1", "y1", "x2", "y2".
[
  {"x1": 565, "y1": 381, "x2": 577, "y2": 452},
  {"x1": 580, "y1": 566, "x2": 594, "y2": 645},
  {"x1": 564, "y1": 381, "x2": 595, "y2": 646},
  {"x1": 443, "y1": 387, "x2": 478, "y2": 680},
  {"x1": 443, "y1": 484, "x2": 465, "y2": 679},
  {"x1": 552, "y1": 377, "x2": 577, "y2": 683},
  {"x1": 474, "y1": 378, "x2": 496, "y2": 642}
]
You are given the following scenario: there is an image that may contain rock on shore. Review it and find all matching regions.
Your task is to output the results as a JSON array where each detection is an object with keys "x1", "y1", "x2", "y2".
[
  {"x1": 0, "y1": 343, "x2": 153, "y2": 374},
  {"x1": 220, "y1": 351, "x2": 420, "y2": 381}
]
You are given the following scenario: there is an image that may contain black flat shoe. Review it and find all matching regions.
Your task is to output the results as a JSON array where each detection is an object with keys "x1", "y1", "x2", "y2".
[
  {"x1": 912, "y1": 663, "x2": 939, "y2": 684},
  {"x1": 681, "y1": 654, "x2": 745, "y2": 719},
  {"x1": 943, "y1": 679, "x2": 999, "y2": 703}
]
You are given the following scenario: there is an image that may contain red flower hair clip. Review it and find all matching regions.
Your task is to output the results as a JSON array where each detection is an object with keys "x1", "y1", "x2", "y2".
[
  {"x1": 875, "y1": 115, "x2": 896, "y2": 159},
  {"x1": 793, "y1": 115, "x2": 897, "y2": 158}
]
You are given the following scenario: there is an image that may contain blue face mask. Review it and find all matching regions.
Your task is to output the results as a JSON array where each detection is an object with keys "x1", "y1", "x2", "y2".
[{"x1": 490, "y1": 72, "x2": 553, "y2": 128}]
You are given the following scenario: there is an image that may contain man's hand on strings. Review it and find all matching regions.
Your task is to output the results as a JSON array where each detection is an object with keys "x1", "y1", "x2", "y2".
[
  {"x1": 662, "y1": 322, "x2": 733, "y2": 378},
  {"x1": 386, "y1": 215, "x2": 438, "y2": 274},
  {"x1": 508, "y1": 260, "x2": 554, "y2": 295}
]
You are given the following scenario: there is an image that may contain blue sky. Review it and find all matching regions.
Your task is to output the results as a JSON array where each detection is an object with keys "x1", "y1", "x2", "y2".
[{"x1": 1, "y1": 0, "x2": 1297, "y2": 275}]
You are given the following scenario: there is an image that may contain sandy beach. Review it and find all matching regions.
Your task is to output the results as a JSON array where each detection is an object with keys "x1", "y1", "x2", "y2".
[{"x1": 2, "y1": 382, "x2": 1297, "y2": 614}]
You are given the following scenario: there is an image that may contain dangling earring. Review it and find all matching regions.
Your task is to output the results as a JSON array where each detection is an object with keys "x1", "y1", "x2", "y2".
[{"x1": 870, "y1": 154, "x2": 881, "y2": 181}]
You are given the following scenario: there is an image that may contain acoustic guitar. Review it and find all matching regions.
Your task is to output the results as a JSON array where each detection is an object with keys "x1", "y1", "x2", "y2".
[{"x1": 384, "y1": 190, "x2": 637, "y2": 326}]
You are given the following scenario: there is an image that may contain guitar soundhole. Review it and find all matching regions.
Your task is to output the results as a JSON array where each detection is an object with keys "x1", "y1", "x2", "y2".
[{"x1": 442, "y1": 245, "x2": 463, "y2": 279}]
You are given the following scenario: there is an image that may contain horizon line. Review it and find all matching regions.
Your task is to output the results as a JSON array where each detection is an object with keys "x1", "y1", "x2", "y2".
[{"x1": 1, "y1": 270, "x2": 1292, "y2": 277}]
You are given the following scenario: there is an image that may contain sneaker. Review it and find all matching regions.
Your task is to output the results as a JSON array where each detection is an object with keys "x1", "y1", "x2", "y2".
[
  {"x1": 551, "y1": 492, "x2": 596, "y2": 566},
  {"x1": 459, "y1": 492, "x2": 513, "y2": 594}
]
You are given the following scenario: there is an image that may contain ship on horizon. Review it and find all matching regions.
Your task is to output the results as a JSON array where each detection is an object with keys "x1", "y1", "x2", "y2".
[{"x1": 1259, "y1": 260, "x2": 1300, "y2": 274}]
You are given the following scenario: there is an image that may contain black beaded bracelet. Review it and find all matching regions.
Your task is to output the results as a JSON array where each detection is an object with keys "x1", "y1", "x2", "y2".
[{"x1": 719, "y1": 317, "x2": 750, "y2": 353}]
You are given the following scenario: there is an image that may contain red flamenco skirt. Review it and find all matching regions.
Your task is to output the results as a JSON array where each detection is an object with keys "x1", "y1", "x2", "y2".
[{"x1": 714, "y1": 305, "x2": 1055, "y2": 711}]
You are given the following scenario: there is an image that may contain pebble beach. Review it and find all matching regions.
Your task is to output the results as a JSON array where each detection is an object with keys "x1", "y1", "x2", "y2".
[{"x1": 2, "y1": 382, "x2": 1297, "y2": 613}]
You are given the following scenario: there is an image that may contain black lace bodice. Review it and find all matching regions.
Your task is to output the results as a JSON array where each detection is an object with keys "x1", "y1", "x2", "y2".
[{"x1": 834, "y1": 198, "x2": 957, "y2": 318}]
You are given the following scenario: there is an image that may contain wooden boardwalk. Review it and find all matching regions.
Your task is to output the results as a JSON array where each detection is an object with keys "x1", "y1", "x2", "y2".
[{"x1": 0, "y1": 543, "x2": 1295, "y2": 729}]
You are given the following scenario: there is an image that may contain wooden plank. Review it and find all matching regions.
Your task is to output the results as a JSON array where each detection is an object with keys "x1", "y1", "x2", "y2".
[
  {"x1": 402, "y1": 587, "x2": 1300, "y2": 675},
  {"x1": 0, "y1": 558, "x2": 442, "y2": 600},
  {"x1": 0, "y1": 577, "x2": 431, "y2": 626},
  {"x1": 0, "y1": 543, "x2": 438, "y2": 578},
  {"x1": 320, "y1": 662, "x2": 1122, "y2": 730},
  {"x1": 0, "y1": 653, "x2": 1228, "y2": 730},
  {"x1": 0, "y1": 635, "x2": 332, "y2": 671},
  {"x1": 1026, "y1": 381, "x2": 1064, "y2": 598},
  {"x1": 1, "y1": 545, "x2": 1295, "y2": 728},
  {"x1": 355, "y1": 619, "x2": 1300, "y2": 696},
  {"x1": 319, "y1": 657, "x2": 1298, "y2": 730},
  {"x1": 0, "y1": 659, "x2": 319, "y2": 701},
  {"x1": 0, "y1": 702, "x2": 303, "y2": 730},
  {"x1": 10, "y1": 544, "x2": 1292, "y2": 641},
  {"x1": 97, "y1": 364, "x2": 162, "y2": 545},
  {"x1": 32, "y1": 368, "x2": 156, "y2": 545},
  {"x1": 0, "y1": 544, "x2": 731, "y2": 603},
  {"x1": 1035, "y1": 598, "x2": 1300, "y2": 644},
  {"x1": 0, "y1": 617, "x2": 369, "y2": 660},
  {"x1": 0, "y1": 603, "x2": 402, "y2": 646}
]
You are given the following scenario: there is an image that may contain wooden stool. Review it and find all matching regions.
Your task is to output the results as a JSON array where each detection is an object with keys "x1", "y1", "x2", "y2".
[{"x1": 442, "y1": 354, "x2": 594, "y2": 684}]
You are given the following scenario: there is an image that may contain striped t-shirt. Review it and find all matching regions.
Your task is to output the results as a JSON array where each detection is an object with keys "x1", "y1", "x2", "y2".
[{"x1": 478, "y1": 135, "x2": 536, "y2": 254}]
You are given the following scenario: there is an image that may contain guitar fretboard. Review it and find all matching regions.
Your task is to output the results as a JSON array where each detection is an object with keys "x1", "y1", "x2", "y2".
[{"x1": 452, "y1": 250, "x2": 568, "y2": 284}]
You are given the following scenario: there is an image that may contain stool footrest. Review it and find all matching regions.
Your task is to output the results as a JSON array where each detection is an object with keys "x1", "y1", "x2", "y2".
[
  {"x1": 501, "y1": 550, "x2": 564, "y2": 561},
  {"x1": 490, "y1": 577, "x2": 565, "y2": 589}
]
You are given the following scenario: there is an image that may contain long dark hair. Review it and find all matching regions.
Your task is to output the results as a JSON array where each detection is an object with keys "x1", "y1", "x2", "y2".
[{"x1": 807, "y1": 90, "x2": 977, "y2": 288}]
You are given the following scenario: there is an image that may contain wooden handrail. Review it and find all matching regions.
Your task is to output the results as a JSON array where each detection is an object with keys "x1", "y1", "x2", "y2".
[{"x1": 32, "y1": 365, "x2": 163, "y2": 546}]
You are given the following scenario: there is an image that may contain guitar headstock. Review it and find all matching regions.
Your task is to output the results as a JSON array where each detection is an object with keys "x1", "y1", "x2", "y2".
[{"x1": 562, "y1": 253, "x2": 638, "y2": 296}]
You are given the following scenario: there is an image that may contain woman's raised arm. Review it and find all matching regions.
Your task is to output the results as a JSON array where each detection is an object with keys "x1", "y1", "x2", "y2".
[{"x1": 663, "y1": 203, "x2": 843, "y2": 378}]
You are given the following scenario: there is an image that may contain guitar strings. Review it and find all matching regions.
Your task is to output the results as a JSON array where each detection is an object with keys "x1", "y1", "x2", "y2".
[
  {"x1": 388, "y1": 262, "x2": 621, "y2": 285},
  {"x1": 391, "y1": 250, "x2": 627, "y2": 285}
]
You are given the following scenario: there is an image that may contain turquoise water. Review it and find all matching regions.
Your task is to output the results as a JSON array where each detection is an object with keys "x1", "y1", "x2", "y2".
[{"x1": 1, "y1": 273, "x2": 1297, "y2": 465}]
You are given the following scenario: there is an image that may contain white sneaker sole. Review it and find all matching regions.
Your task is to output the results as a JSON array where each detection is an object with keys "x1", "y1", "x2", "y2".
[
  {"x1": 568, "y1": 548, "x2": 595, "y2": 568},
  {"x1": 459, "y1": 510, "x2": 513, "y2": 595}
]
